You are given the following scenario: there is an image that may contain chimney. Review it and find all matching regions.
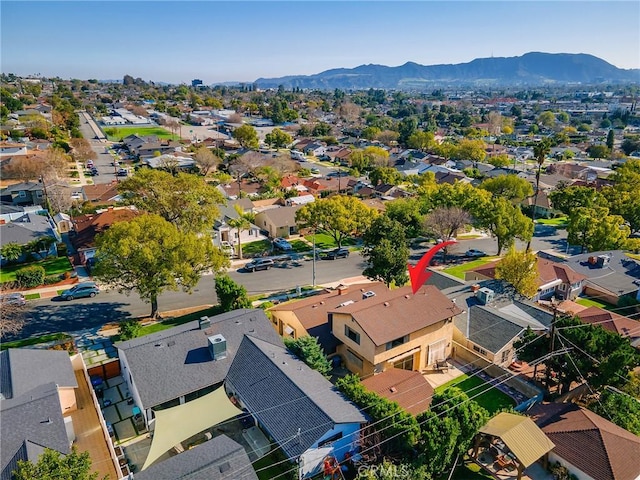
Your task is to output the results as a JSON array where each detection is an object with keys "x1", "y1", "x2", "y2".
[
  {"x1": 338, "y1": 286, "x2": 349, "y2": 295},
  {"x1": 198, "y1": 316, "x2": 210, "y2": 329},
  {"x1": 207, "y1": 334, "x2": 227, "y2": 360},
  {"x1": 0, "y1": 219, "x2": 5, "y2": 225},
  {"x1": 108, "y1": 206, "x2": 114, "y2": 211}
]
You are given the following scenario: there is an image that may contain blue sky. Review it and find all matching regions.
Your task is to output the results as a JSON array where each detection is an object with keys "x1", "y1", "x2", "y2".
[{"x1": 2, "y1": 1, "x2": 639, "y2": 84}]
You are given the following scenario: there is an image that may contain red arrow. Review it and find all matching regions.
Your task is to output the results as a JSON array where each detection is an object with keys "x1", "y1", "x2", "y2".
[{"x1": 408, "y1": 240, "x2": 457, "y2": 294}]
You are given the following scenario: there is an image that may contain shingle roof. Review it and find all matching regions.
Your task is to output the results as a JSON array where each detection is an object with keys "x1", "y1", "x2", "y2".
[
  {"x1": 133, "y1": 435, "x2": 258, "y2": 480},
  {"x1": 575, "y1": 306, "x2": 640, "y2": 340},
  {"x1": 332, "y1": 285, "x2": 462, "y2": 346},
  {"x1": 255, "y1": 205, "x2": 300, "y2": 227},
  {"x1": 467, "y1": 306, "x2": 528, "y2": 353},
  {"x1": 425, "y1": 269, "x2": 467, "y2": 291},
  {"x1": 226, "y1": 336, "x2": 366, "y2": 459},
  {"x1": 529, "y1": 403, "x2": 640, "y2": 480},
  {"x1": 361, "y1": 369, "x2": 433, "y2": 415},
  {"x1": 565, "y1": 251, "x2": 640, "y2": 297},
  {"x1": 71, "y1": 207, "x2": 139, "y2": 250},
  {"x1": 116, "y1": 310, "x2": 282, "y2": 408},
  {"x1": 0, "y1": 349, "x2": 77, "y2": 400},
  {"x1": 1, "y1": 384, "x2": 70, "y2": 480},
  {"x1": 0, "y1": 214, "x2": 53, "y2": 247}
]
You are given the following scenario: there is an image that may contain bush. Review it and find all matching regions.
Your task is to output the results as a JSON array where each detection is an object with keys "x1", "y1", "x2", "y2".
[
  {"x1": 118, "y1": 319, "x2": 142, "y2": 341},
  {"x1": 43, "y1": 274, "x2": 60, "y2": 285},
  {"x1": 15, "y1": 265, "x2": 46, "y2": 288},
  {"x1": 56, "y1": 242, "x2": 68, "y2": 257}
]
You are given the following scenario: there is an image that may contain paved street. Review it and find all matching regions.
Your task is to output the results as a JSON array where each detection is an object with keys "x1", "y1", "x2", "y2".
[{"x1": 78, "y1": 112, "x2": 121, "y2": 185}]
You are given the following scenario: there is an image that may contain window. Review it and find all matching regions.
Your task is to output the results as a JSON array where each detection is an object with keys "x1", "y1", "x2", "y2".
[
  {"x1": 501, "y1": 349, "x2": 510, "y2": 363},
  {"x1": 344, "y1": 325, "x2": 360, "y2": 345},
  {"x1": 36, "y1": 191, "x2": 43, "y2": 198},
  {"x1": 318, "y1": 432, "x2": 343, "y2": 448},
  {"x1": 472, "y1": 344, "x2": 487, "y2": 356},
  {"x1": 427, "y1": 339, "x2": 447, "y2": 365},
  {"x1": 386, "y1": 335, "x2": 409, "y2": 351},
  {"x1": 394, "y1": 356, "x2": 414, "y2": 370},
  {"x1": 18, "y1": 191, "x2": 26, "y2": 198}
]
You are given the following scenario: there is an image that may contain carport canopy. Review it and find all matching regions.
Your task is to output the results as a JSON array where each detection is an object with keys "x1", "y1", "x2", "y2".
[
  {"x1": 479, "y1": 412, "x2": 555, "y2": 468},
  {"x1": 142, "y1": 386, "x2": 243, "y2": 470}
]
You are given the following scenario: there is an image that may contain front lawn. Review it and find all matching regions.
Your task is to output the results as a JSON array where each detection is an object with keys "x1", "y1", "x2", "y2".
[
  {"x1": 104, "y1": 126, "x2": 180, "y2": 142},
  {"x1": 253, "y1": 448, "x2": 294, "y2": 480},
  {"x1": 435, "y1": 373, "x2": 515, "y2": 414},
  {"x1": 442, "y1": 257, "x2": 498, "y2": 280},
  {"x1": 241, "y1": 240, "x2": 272, "y2": 257},
  {"x1": 303, "y1": 233, "x2": 358, "y2": 249},
  {"x1": 0, "y1": 257, "x2": 73, "y2": 283},
  {"x1": 537, "y1": 216, "x2": 568, "y2": 227},
  {"x1": 0, "y1": 332, "x2": 71, "y2": 351},
  {"x1": 289, "y1": 239, "x2": 311, "y2": 253}
]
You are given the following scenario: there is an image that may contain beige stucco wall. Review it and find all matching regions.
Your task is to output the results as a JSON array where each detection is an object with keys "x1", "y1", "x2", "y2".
[
  {"x1": 270, "y1": 310, "x2": 307, "y2": 339},
  {"x1": 58, "y1": 386, "x2": 78, "y2": 413},
  {"x1": 333, "y1": 312, "x2": 454, "y2": 376}
]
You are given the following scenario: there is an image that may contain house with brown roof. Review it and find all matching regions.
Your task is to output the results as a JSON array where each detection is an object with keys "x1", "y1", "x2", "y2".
[
  {"x1": 331, "y1": 285, "x2": 462, "y2": 376},
  {"x1": 254, "y1": 205, "x2": 300, "y2": 239},
  {"x1": 81, "y1": 182, "x2": 121, "y2": 205},
  {"x1": 361, "y1": 368, "x2": 433, "y2": 415},
  {"x1": 268, "y1": 283, "x2": 386, "y2": 354},
  {"x1": 575, "y1": 306, "x2": 640, "y2": 348},
  {"x1": 466, "y1": 255, "x2": 585, "y2": 301},
  {"x1": 528, "y1": 403, "x2": 640, "y2": 480},
  {"x1": 70, "y1": 206, "x2": 139, "y2": 263}
]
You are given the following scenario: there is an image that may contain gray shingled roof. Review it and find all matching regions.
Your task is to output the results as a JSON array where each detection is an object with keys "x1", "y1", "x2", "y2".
[
  {"x1": 1, "y1": 384, "x2": 70, "y2": 480},
  {"x1": 565, "y1": 250, "x2": 640, "y2": 296},
  {"x1": 0, "y1": 349, "x2": 77, "y2": 400},
  {"x1": 226, "y1": 336, "x2": 366, "y2": 459},
  {"x1": 116, "y1": 309, "x2": 282, "y2": 408},
  {"x1": 133, "y1": 435, "x2": 258, "y2": 480},
  {"x1": 425, "y1": 268, "x2": 467, "y2": 291},
  {"x1": 0, "y1": 214, "x2": 54, "y2": 247}
]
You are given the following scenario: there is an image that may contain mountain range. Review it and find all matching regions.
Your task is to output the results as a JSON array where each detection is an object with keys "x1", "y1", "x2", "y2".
[{"x1": 254, "y1": 52, "x2": 640, "y2": 90}]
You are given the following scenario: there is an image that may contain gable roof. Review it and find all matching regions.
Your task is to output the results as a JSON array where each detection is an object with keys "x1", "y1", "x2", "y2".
[
  {"x1": 575, "y1": 306, "x2": 640, "y2": 342},
  {"x1": 269, "y1": 283, "x2": 387, "y2": 353},
  {"x1": 332, "y1": 285, "x2": 462, "y2": 346},
  {"x1": 133, "y1": 435, "x2": 258, "y2": 480},
  {"x1": 226, "y1": 336, "x2": 366, "y2": 459},
  {"x1": 0, "y1": 214, "x2": 54, "y2": 247},
  {"x1": 1, "y1": 384, "x2": 71, "y2": 480},
  {"x1": 255, "y1": 205, "x2": 300, "y2": 227},
  {"x1": 361, "y1": 368, "x2": 433, "y2": 415},
  {"x1": 116, "y1": 309, "x2": 282, "y2": 408},
  {"x1": 81, "y1": 182, "x2": 120, "y2": 203},
  {"x1": 0, "y1": 349, "x2": 77, "y2": 400},
  {"x1": 528, "y1": 403, "x2": 640, "y2": 480},
  {"x1": 71, "y1": 207, "x2": 139, "y2": 250}
]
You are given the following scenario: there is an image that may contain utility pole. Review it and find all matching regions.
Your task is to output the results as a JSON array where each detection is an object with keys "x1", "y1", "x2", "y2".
[
  {"x1": 544, "y1": 302, "x2": 559, "y2": 389},
  {"x1": 312, "y1": 230, "x2": 316, "y2": 287}
]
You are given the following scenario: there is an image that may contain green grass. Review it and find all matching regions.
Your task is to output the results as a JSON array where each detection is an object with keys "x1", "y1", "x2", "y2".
[
  {"x1": 0, "y1": 257, "x2": 73, "y2": 283},
  {"x1": 436, "y1": 459, "x2": 494, "y2": 480},
  {"x1": 442, "y1": 257, "x2": 498, "y2": 280},
  {"x1": 575, "y1": 297, "x2": 616, "y2": 311},
  {"x1": 537, "y1": 216, "x2": 568, "y2": 227},
  {"x1": 253, "y1": 448, "x2": 294, "y2": 480},
  {"x1": 435, "y1": 373, "x2": 515, "y2": 414},
  {"x1": 289, "y1": 239, "x2": 311, "y2": 253},
  {"x1": 104, "y1": 126, "x2": 180, "y2": 142},
  {"x1": 110, "y1": 306, "x2": 222, "y2": 342},
  {"x1": 24, "y1": 293, "x2": 40, "y2": 300},
  {"x1": 1, "y1": 332, "x2": 70, "y2": 351},
  {"x1": 303, "y1": 233, "x2": 358, "y2": 249},
  {"x1": 241, "y1": 240, "x2": 272, "y2": 257}
]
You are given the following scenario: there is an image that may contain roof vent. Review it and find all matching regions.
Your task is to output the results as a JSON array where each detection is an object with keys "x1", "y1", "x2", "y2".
[
  {"x1": 362, "y1": 291, "x2": 376, "y2": 299},
  {"x1": 199, "y1": 317, "x2": 210, "y2": 329},
  {"x1": 207, "y1": 334, "x2": 227, "y2": 360},
  {"x1": 384, "y1": 302, "x2": 390, "y2": 307},
  {"x1": 337, "y1": 300, "x2": 355, "y2": 308},
  {"x1": 404, "y1": 294, "x2": 410, "y2": 299},
  {"x1": 167, "y1": 340, "x2": 176, "y2": 347},
  {"x1": 389, "y1": 387, "x2": 397, "y2": 393}
]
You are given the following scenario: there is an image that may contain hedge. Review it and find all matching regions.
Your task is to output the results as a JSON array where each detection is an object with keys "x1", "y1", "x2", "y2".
[{"x1": 15, "y1": 265, "x2": 46, "y2": 288}]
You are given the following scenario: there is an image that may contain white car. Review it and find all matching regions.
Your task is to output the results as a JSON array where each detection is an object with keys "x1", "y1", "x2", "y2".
[
  {"x1": 71, "y1": 192, "x2": 82, "y2": 200},
  {"x1": 465, "y1": 249, "x2": 487, "y2": 258}
]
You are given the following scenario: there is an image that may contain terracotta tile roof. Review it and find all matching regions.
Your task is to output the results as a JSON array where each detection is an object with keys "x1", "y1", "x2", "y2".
[
  {"x1": 71, "y1": 207, "x2": 139, "y2": 250},
  {"x1": 361, "y1": 368, "x2": 433, "y2": 415},
  {"x1": 529, "y1": 403, "x2": 640, "y2": 480},
  {"x1": 575, "y1": 306, "x2": 640, "y2": 340},
  {"x1": 556, "y1": 300, "x2": 587, "y2": 315},
  {"x1": 81, "y1": 182, "x2": 119, "y2": 203},
  {"x1": 471, "y1": 257, "x2": 585, "y2": 289},
  {"x1": 332, "y1": 285, "x2": 462, "y2": 346}
]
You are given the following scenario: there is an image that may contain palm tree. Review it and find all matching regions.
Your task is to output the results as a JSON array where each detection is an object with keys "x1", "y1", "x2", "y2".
[
  {"x1": 527, "y1": 139, "x2": 551, "y2": 250},
  {"x1": 227, "y1": 205, "x2": 255, "y2": 260}
]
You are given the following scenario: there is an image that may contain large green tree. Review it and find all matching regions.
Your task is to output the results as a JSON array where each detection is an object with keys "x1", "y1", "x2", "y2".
[
  {"x1": 513, "y1": 326, "x2": 547, "y2": 379},
  {"x1": 567, "y1": 206, "x2": 630, "y2": 253},
  {"x1": 602, "y1": 159, "x2": 640, "y2": 234},
  {"x1": 296, "y1": 195, "x2": 376, "y2": 247},
  {"x1": 480, "y1": 175, "x2": 534, "y2": 204},
  {"x1": 13, "y1": 446, "x2": 104, "y2": 480},
  {"x1": 232, "y1": 123, "x2": 259, "y2": 149},
  {"x1": 362, "y1": 215, "x2": 410, "y2": 287},
  {"x1": 117, "y1": 169, "x2": 224, "y2": 234},
  {"x1": 384, "y1": 198, "x2": 424, "y2": 239},
  {"x1": 94, "y1": 214, "x2": 229, "y2": 318},
  {"x1": 476, "y1": 197, "x2": 534, "y2": 255},
  {"x1": 495, "y1": 247, "x2": 538, "y2": 298},
  {"x1": 264, "y1": 128, "x2": 292, "y2": 148},
  {"x1": 548, "y1": 185, "x2": 606, "y2": 216},
  {"x1": 588, "y1": 389, "x2": 640, "y2": 435}
]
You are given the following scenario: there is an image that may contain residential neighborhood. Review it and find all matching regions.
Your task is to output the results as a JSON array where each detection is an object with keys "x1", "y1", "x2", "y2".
[{"x1": 1, "y1": 44, "x2": 640, "y2": 480}]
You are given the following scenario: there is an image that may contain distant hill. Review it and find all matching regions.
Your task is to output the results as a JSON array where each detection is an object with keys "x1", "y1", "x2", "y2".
[{"x1": 255, "y1": 52, "x2": 640, "y2": 90}]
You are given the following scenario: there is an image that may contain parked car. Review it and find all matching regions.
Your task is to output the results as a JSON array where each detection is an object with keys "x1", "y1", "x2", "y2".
[
  {"x1": 60, "y1": 282, "x2": 100, "y2": 300},
  {"x1": 244, "y1": 258, "x2": 274, "y2": 272},
  {"x1": 310, "y1": 168, "x2": 320, "y2": 174},
  {"x1": 1, "y1": 292, "x2": 26, "y2": 306},
  {"x1": 117, "y1": 168, "x2": 128, "y2": 177},
  {"x1": 273, "y1": 237, "x2": 293, "y2": 251},
  {"x1": 323, "y1": 247, "x2": 350, "y2": 260},
  {"x1": 465, "y1": 249, "x2": 487, "y2": 258}
]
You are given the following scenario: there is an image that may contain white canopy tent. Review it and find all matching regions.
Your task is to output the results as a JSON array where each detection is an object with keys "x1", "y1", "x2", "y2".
[{"x1": 142, "y1": 386, "x2": 243, "y2": 470}]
